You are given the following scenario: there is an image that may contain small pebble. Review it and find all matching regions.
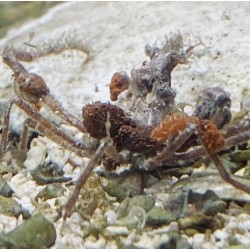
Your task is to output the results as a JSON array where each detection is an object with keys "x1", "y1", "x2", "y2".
[
  {"x1": 105, "y1": 225, "x2": 129, "y2": 236},
  {"x1": 0, "y1": 214, "x2": 17, "y2": 233},
  {"x1": 104, "y1": 210, "x2": 117, "y2": 224},
  {"x1": 47, "y1": 147, "x2": 71, "y2": 168},
  {"x1": 213, "y1": 229, "x2": 228, "y2": 241},
  {"x1": 192, "y1": 233, "x2": 205, "y2": 249},
  {"x1": 83, "y1": 237, "x2": 106, "y2": 248},
  {"x1": 234, "y1": 233, "x2": 250, "y2": 245},
  {"x1": 59, "y1": 234, "x2": 84, "y2": 248},
  {"x1": 23, "y1": 145, "x2": 46, "y2": 171}
]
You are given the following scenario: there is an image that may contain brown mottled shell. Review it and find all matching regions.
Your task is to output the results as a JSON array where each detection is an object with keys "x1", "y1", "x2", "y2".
[
  {"x1": 150, "y1": 112, "x2": 199, "y2": 142},
  {"x1": 109, "y1": 72, "x2": 129, "y2": 101},
  {"x1": 116, "y1": 125, "x2": 164, "y2": 156},
  {"x1": 17, "y1": 73, "x2": 49, "y2": 105},
  {"x1": 82, "y1": 102, "x2": 136, "y2": 140},
  {"x1": 197, "y1": 119, "x2": 224, "y2": 153}
]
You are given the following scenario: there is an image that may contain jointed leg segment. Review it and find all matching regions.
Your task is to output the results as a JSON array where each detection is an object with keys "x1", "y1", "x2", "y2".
[{"x1": 0, "y1": 96, "x2": 89, "y2": 158}]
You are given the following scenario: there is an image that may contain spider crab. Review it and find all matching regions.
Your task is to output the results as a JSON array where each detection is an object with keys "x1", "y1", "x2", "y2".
[{"x1": 1, "y1": 33, "x2": 250, "y2": 221}]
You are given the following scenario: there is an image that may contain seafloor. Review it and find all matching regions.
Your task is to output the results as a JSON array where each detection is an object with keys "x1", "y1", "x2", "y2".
[{"x1": 0, "y1": 2, "x2": 250, "y2": 248}]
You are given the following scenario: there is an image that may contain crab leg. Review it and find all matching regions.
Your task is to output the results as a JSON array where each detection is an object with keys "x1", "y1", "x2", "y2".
[
  {"x1": 19, "y1": 118, "x2": 37, "y2": 151},
  {"x1": 3, "y1": 46, "x2": 85, "y2": 133},
  {"x1": 210, "y1": 154, "x2": 250, "y2": 194},
  {"x1": 171, "y1": 129, "x2": 250, "y2": 163},
  {"x1": 0, "y1": 96, "x2": 89, "y2": 158},
  {"x1": 63, "y1": 139, "x2": 108, "y2": 220}
]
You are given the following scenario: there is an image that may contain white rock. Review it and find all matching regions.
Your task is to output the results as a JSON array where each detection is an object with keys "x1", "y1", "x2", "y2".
[
  {"x1": 201, "y1": 234, "x2": 216, "y2": 249},
  {"x1": 105, "y1": 226, "x2": 129, "y2": 236},
  {"x1": 104, "y1": 210, "x2": 117, "y2": 224},
  {"x1": 63, "y1": 163, "x2": 74, "y2": 175},
  {"x1": 105, "y1": 239, "x2": 119, "y2": 249},
  {"x1": 0, "y1": 214, "x2": 17, "y2": 233},
  {"x1": 23, "y1": 138, "x2": 47, "y2": 171},
  {"x1": 214, "y1": 239, "x2": 228, "y2": 248},
  {"x1": 9, "y1": 172, "x2": 43, "y2": 200},
  {"x1": 192, "y1": 233, "x2": 205, "y2": 249},
  {"x1": 240, "y1": 219, "x2": 250, "y2": 231},
  {"x1": 83, "y1": 237, "x2": 106, "y2": 249},
  {"x1": 213, "y1": 229, "x2": 229, "y2": 241},
  {"x1": 234, "y1": 233, "x2": 250, "y2": 245},
  {"x1": 56, "y1": 233, "x2": 84, "y2": 249},
  {"x1": 47, "y1": 147, "x2": 71, "y2": 168},
  {"x1": 133, "y1": 232, "x2": 154, "y2": 249},
  {"x1": 14, "y1": 196, "x2": 35, "y2": 214}
]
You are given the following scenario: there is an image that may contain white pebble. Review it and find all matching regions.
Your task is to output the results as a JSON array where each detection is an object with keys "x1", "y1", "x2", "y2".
[
  {"x1": 106, "y1": 226, "x2": 129, "y2": 236},
  {"x1": 226, "y1": 218, "x2": 238, "y2": 230},
  {"x1": 234, "y1": 233, "x2": 250, "y2": 245},
  {"x1": 10, "y1": 173, "x2": 43, "y2": 200},
  {"x1": 0, "y1": 214, "x2": 17, "y2": 233},
  {"x1": 63, "y1": 163, "x2": 74, "y2": 175},
  {"x1": 213, "y1": 229, "x2": 228, "y2": 241},
  {"x1": 241, "y1": 220, "x2": 250, "y2": 231},
  {"x1": 23, "y1": 138, "x2": 47, "y2": 171},
  {"x1": 57, "y1": 233, "x2": 84, "y2": 248},
  {"x1": 214, "y1": 239, "x2": 228, "y2": 248},
  {"x1": 47, "y1": 147, "x2": 71, "y2": 168},
  {"x1": 201, "y1": 234, "x2": 216, "y2": 249},
  {"x1": 238, "y1": 214, "x2": 250, "y2": 231},
  {"x1": 15, "y1": 196, "x2": 35, "y2": 214},
  {"x1": 134, "y1": 232, "x2": 154, "y2": 248},
  {"x1": 192, "y1": 233, "x2": 205, "y2": 249},
  {"x1": 83, "y1": 237, "x2": 106, "y2": 248},
  {"x1": 104, "y1": 210, "x2": 117, "y2": 224}
]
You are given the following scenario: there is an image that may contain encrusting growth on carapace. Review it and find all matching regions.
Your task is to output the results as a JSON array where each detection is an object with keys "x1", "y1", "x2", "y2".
[
  {"x1": 150, "y1": 112, "x2": 225, "y2": 154},
  {"x1": 196, "y1": 119, "x2": 225, "y2": 153},
  {"x1": 1, "y1": 32, "x2": 250, "y2": 221},
  {"x1": 150, "y1": 112, "x2": 199, "y2": 143},
  {"x1": 109, "y1": 72, "x2": 129, "y2": 101}
]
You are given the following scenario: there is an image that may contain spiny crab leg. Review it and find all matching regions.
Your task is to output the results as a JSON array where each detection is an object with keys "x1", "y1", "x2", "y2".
[
  {"x1": 171, "y1": 118, "x2": 250, "y2": 163},
  {"x1": 162, "y1": 118, "x2": 250, "y2": 195},
  {"x1": 223, "y1": 117, "x2": 250, "y2": 138},
  {"x1": 210, "y1": 154, "x2": 250, "y2": 194},
  {"x1": 0, "y1": 96, "x2": 89, "y2": 158},
  {"x1": 2, "y1": 46, "x2": 85, "y2": 132},
  {"x1": 63, "y1": 138, "x2": 110, "y2": 220},
  {"x1": 63, "y1": 112, "x2": 117, "y2": 220}
]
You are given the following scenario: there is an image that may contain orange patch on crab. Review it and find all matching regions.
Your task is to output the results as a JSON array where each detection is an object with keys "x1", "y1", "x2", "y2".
[
  {"x1": 109, "y1": 72, "x2": 129, "y2": 101},
  {"x1": 150, "y1": 112, "x2": 199, "y2": 142},
  {"x1": 197, "y1": 119, "x2": 225, "y2": 153}
]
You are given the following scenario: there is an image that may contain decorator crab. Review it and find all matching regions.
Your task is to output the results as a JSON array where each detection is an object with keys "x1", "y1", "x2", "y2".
[{"x1": 1, "y1": 33, "x2": 250, "y2": 221}]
